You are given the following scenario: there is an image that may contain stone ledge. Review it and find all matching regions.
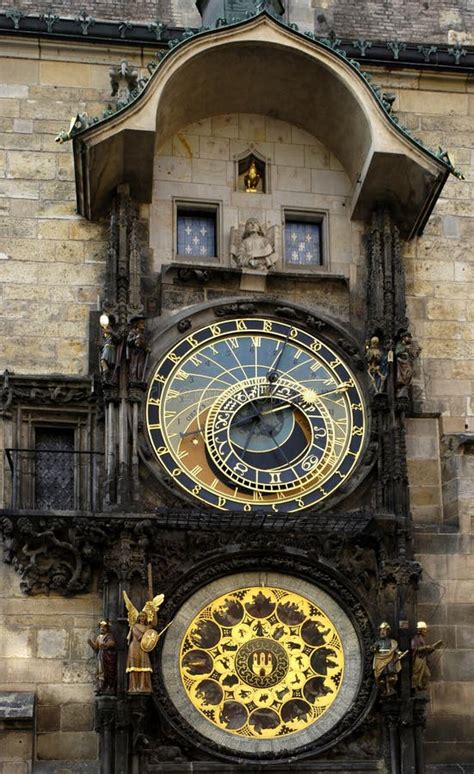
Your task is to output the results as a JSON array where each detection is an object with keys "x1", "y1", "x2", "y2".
[
  {"x1": 144, "y1": 764, "x2": 382, "y2": 773},
  {"x1": 32, "y1": 764, "x2": 99, "y2": 773},
  {"x1": 161, "y1": 261, "x2": 348, "y2": 286}
]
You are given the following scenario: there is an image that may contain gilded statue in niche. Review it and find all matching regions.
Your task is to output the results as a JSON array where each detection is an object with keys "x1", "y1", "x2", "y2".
[
  {"x1": 230, "y1": 218, "x2": 279, "y2": 272},
  {"x1": 244, "y1": 160, "x2": 261, "y2": 193}
]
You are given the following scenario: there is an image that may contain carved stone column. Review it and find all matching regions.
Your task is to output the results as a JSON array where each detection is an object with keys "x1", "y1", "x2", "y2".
[
  {"x1": 96, "y1": 695, "x2": 117, "y2": 774},
  {"x1": 100, "y1": 184, "x2": 148, "y2": 508}
]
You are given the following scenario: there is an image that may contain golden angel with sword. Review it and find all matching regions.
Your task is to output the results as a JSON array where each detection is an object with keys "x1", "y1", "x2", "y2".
[{"x1": 122, "y1": 590, "x2": 169, "y2": 693}]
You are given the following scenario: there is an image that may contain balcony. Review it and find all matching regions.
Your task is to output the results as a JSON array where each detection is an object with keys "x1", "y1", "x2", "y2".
[{"x1": 5, "y1": 447, "x2": 103, "y2": 512}]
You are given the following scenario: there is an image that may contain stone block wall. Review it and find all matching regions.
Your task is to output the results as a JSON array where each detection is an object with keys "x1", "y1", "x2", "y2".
[
  {"x1": 288, "y1": 0, "x2": 473, "y2": 42},
  {"x1": 380, "y1": 67, "x2": 474, "y2": 764},
  {"x1": 0, "y1": 40, "x2": 145, "y2": 377},
  {"x1": 0, "y1": 562, "x2": 101, "y2": 771}
]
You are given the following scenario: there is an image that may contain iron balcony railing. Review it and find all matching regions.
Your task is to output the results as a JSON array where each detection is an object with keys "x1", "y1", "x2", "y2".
[{"x1": 5, "y1": 448, "x2": 104, "y2": 512}]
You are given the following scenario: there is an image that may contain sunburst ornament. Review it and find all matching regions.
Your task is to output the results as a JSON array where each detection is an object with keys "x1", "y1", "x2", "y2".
[{"x1": 300, "y1": 387, "x2": 319, "y2": 404}]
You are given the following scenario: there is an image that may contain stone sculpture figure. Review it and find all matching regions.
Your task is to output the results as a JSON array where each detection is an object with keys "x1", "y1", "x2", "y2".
[
  {"x1": 372, "y1": 622, "x2": 404, "y2": 695},
  {"x1": 395, "y1": 331, "x2": 420, "y2": 397},
  {"x1": 231, "y1": 218, "x2": 278, "y2": 271},
  {"x1": 411, "y1": 621, "x2": 442, "y2": 691},
  {"x1": 366, "y1": 335, "x2": 388, "y2": 393},
  {"x1": 126, "y1": 318, "x2": 149, "y2": 383},
  {"x1": 123, "y1": 590, "x2": 164, "y2": 693},
  {"x1": 87, "y1": 620, "x2": 117, "y2": 694},
  {"x1": 99, "y1": 322, "x2": 121, "y2": 378}
]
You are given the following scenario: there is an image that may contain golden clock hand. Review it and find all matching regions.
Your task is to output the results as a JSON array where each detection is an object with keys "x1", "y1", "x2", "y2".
[
  {"x1": 213, "y1": 409, "x2": 262, "y2": 433},
  {"x1": 219, "y1": 400, "x2": 293, "y2": 431},
  {"x1": 299, "y1": 382, "x2": 351, "y2": 402},
  {"x1": 260, "y1": 403, "x2": 292, "y2": 417}
]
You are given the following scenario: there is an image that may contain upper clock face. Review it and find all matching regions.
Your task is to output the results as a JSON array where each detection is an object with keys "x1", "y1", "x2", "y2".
[{"x1": 146, "y1": 317, "x2": 366, "y2": 512}]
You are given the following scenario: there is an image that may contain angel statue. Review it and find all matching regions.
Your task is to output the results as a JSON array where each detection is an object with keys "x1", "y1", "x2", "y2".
[
  {"x1": 123, "y1": 590, "x2": 165, "y2": 693},
  {"x1": 230, "y1": 217, "x2": 279, "y2": 272}
]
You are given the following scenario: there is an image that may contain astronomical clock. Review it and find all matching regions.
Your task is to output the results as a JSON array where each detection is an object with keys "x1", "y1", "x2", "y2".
[
  {"x1": 3, "y1": 6, "x2": 452, "y2": 773},
  {"x1": 137, "y1": 301, "x2": 376, "y2": 766},
  {"x1": 146, "y1": 316, "x2": 367, "y2": 513}
]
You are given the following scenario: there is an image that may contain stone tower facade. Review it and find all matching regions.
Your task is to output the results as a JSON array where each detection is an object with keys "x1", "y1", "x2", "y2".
[{"x1": 0, "y1": 1, "x2": 473, "y2": 772}]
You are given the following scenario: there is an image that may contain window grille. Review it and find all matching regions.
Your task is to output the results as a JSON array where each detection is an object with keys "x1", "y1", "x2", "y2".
[
  {"x1": 34, "y1": 428, "x2": 75, "y2": 510},
  {"x1": 284, "y1": 219, "x2": 322, "y2": 267},
  {"x1": 177, "y1": 211, "x2": 217, "y2": 258}
]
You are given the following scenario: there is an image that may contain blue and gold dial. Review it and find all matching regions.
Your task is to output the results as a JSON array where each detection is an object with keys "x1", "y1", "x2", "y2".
[{"x1": 146, "y1": 317, "x2": 366, "y2": 512}]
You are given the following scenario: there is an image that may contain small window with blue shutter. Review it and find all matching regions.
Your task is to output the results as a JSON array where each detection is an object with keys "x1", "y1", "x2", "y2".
[
  {"x1": 176, "y1": 203, "x2": 219, "y2": 261},
  {"x1": 284, "y1": 212, "x2": 324, "y2": 268}
]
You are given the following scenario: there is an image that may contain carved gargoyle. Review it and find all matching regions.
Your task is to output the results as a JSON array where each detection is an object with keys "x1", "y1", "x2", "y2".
[{"x1": 109, "y1": 60, "x2": 138, "y2": 101}]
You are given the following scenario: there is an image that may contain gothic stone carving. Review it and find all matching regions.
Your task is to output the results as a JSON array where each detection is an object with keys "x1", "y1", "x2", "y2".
[{"x1": 230, "y1": 218, "x2": 279, "y2": 271}]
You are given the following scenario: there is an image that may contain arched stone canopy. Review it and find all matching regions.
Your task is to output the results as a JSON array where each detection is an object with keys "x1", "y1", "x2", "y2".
[{"x1": 73, "y1": 13, "x2": 450, "y2": 237}]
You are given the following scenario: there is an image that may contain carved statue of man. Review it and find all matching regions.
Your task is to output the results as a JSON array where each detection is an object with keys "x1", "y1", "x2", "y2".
[
  {"x1": 231, "y1": 218, "x2": 277, "y2": 271},
  {"x1": 395, "y1": 331, "x2": 420, "y2": 397},
  {"x1": 87, "y1": 620, "x2": 117, "y2": 693},
  {"x1": 372, "y1": 622, "x2": 404, "y2": 695},
  {"x1": 99, "y1": 322, "x2": 120, "y2": 378},
  {"x1": 411, "y1": 621, "x2": 442, "y2": 691},
  {"x1": 126, "y1": 318, "x2": 149, "y2": 384}
]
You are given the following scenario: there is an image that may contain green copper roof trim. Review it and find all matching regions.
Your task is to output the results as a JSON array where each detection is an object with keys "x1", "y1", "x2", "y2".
[{"x1": 56, "y1": 9, "x2": 463, "y2": 180}]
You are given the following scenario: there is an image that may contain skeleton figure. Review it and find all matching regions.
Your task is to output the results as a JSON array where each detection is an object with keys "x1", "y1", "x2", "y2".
[
  {"x1": 366, "y1": 335, "x2": 388, "y2": 393},
  {"x1": 122, "y1": 591, "x2": 164, "y2": 693}
]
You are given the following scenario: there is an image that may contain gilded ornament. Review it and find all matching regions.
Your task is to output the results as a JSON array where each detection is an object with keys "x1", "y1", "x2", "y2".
[
  {"x1": 244, "y1": 160, "x2": 261, "y2": 193},
  {"x1": 179, "y1": 585, "x2": 344, "y2": 739},
  {"x1": 123, "y1": 590, "x2": 165, "y2": 692},
  {"x1": 411, "y1": 622, "x2": 443, "y2": 691}
]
